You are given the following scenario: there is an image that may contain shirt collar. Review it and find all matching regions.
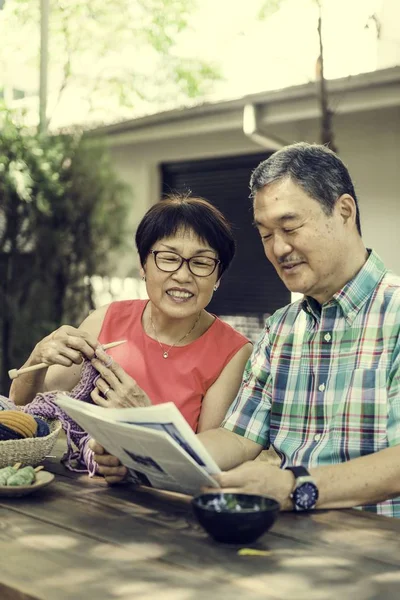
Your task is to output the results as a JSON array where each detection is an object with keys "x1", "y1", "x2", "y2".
[{"x1": 301, "y1": 250, "x2": 387, "y2": 325}]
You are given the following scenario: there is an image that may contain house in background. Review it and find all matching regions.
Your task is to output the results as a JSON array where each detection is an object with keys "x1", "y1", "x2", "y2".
[{"x1": 87, "y1": 65, "x2": 400, "y2": 336}]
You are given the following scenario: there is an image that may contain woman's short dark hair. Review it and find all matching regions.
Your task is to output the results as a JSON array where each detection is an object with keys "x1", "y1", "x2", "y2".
[
  {"x1": 250, "y1": 142, "x2": 362, "y2": 235},
  {"x1": 135, "y1": 193, "x2": 235, "y2": 277}
]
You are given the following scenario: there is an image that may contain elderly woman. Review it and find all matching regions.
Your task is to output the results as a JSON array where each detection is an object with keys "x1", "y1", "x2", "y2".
[{"x1": 11, "y1": 195, "x2": 252, "y2": 469}]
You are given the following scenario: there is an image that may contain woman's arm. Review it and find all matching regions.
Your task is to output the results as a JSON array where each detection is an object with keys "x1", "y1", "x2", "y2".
[
  {"x1": 10, "y1": 305, "x2": 110, "y2": 406},
  {"x1": 92, "y1": 341, "x2": 253, "y2": 483},
  {"x1": 197, "y1": 342, "x2": 252, "y2": 433}
]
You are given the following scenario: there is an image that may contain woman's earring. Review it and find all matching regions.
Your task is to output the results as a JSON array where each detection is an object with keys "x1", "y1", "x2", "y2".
[
  {"x1": 213, "y1": 285, "x2": 218, "y2": 291},
  {"x1": 142, "y1": 275, "x2": 146, "y2": 281}
]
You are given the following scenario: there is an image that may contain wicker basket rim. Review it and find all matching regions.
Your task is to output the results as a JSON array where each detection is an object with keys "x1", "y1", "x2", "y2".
[{"x1": 0, "y1": 418, "x2": 61, "y2": 447}]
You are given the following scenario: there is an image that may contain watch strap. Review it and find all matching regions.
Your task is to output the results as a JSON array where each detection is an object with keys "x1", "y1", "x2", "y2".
[{"x1": 286, "y1": 466, "x2": 310, "y2": 478}]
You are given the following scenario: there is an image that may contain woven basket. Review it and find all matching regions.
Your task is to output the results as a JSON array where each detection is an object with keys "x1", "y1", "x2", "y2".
[{"x1": 0, "y1": 419, "x2": 62, "y2": 468}]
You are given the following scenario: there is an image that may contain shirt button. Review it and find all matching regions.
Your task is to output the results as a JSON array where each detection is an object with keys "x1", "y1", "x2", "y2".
[
  {"x1": 318, "y1": 383, "x2": 325, "y2": 392},
  {"x1": 324, "y1": 333, "x2": 331, "y2": 342},
  {"x1": 314, "y1": 433, "x2": 321, "y2": 442}
]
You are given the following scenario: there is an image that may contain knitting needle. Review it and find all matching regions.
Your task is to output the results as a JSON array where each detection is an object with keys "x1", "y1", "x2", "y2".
[{"x1": 8, "y1": 339, "x2": 127, "y2": 380}]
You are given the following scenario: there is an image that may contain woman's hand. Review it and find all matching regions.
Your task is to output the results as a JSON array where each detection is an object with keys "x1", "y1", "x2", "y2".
[
  {"x1": 32, "y1": 325, "x2": 98, "y2": 368},
  {"x1": 89, "y1": 440, "x2": 128, "y2": 484},
  {"x1": 90, "y1": 347, "x2": 152, "y2": 408}
]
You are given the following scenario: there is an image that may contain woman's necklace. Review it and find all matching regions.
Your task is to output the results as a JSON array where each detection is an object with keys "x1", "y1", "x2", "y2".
[{"x1": 150, "y1": 311, "x2": 201, "y2": 359}]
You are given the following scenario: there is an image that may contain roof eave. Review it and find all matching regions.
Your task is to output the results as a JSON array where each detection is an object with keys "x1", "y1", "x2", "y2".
[{"x1": 85, "y1": 66, "x2": 400, "y2": 140}]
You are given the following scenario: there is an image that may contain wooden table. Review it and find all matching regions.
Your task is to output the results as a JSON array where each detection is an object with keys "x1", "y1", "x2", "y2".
[{"x1": 1, "y1": 440, "x2": 400, "y2": 600}]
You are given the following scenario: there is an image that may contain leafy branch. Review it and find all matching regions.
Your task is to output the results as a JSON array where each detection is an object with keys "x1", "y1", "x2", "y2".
[
  {"x1": 0, "y1": 109, "x2": 129, "y2": 391},
  {"x1": 2, "y1": 0, "x2": 221, "y2": 126}
]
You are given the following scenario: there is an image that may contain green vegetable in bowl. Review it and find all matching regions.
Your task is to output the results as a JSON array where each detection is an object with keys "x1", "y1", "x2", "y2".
[
  {"x1": 0, "y1": 466, "x2": 17, "y2": 485},
  {"x1": 6, "y1": 466, "x2": 36, "y2": 487}
]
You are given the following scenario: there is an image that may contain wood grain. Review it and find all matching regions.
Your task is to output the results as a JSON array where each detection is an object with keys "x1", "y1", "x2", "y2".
[{"x1": 1, "y1": 439, "x2": 400, "y2": 599}]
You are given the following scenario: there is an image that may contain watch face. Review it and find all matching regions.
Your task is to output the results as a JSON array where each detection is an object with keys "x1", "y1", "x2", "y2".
[{"x1": 293, "y1": 482, "x2": 319, "y2": 510}]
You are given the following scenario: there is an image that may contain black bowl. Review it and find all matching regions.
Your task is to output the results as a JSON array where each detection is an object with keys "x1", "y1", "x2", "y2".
[{"x1": 191, "y1": 492, "x2": 280, "y2": 545}]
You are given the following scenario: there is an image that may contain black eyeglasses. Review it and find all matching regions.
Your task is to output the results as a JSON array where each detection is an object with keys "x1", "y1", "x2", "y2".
[{"x1": 151, "y1": 250, "x2": 220, "y2": 277}]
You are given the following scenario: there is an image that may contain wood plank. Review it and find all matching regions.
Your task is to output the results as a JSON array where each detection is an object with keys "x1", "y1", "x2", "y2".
[
  {"x1": 0, "y1": 584, "x2": 41, "y2": 600},
  {"x1": 0, "y1": 507, "x2": 271, "y2": 600},
  {"x1": 2, "y1": 437, "x2": 398, "y2": 599},
  {"x1": 8, "y1": 465, "x2": 400, "y2": 572},
  {"x1": 2, "y1": 503, "x2": 400, "y2": 600},
  {"x1": 4, "y1": 452, "x2": 400, "y2": 570},
  {"x1": 270, "y1": 509, "x2": 400, "y2": 568},
  {"x1": 1, "y1": 483, "x2": 400, "y2": 600}
]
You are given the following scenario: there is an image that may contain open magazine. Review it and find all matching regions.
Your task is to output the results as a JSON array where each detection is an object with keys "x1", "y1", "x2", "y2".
[{"x1": 55, "y1": 395, "x2": 221, "y2": 495}]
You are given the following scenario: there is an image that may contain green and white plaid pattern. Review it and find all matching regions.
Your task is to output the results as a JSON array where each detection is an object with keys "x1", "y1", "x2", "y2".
[{"x1": 223, "y1": 251, "x2": 400, "y2": 517}]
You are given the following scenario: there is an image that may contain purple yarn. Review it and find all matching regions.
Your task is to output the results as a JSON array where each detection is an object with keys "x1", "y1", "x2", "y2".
[
  {"x1": 23, "y1": 359, "x2": 100, "y2": 475},
  {"x1": 0, "y1": 360, "x2": 102, "y2": 475}
]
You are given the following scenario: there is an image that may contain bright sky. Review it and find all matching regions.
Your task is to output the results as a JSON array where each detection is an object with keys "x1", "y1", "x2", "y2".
[
  {"x1": 2, "y1": 0, "x2": 399, "y2": 127},
  {"x1": 176, "y1": 0, "x2": 384, "y2": 100}
]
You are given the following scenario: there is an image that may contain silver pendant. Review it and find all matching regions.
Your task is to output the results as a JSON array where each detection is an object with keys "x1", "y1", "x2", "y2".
[{"x1": 163, "y1": 352, "x2": 169, "y2": 359}]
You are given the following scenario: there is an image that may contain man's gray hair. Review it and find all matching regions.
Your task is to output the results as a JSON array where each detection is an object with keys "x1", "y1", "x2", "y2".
[{"x1": 250, "y1": 142, "x2": 361, "y2": 235}]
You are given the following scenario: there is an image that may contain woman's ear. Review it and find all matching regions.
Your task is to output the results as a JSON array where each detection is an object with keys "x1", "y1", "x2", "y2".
[
  {"x1": 214, "y1": 280, "x2": 220, "y2": 292},
  {"x1": 140, "y1": 267, "x2": 146, "y2": 281}
]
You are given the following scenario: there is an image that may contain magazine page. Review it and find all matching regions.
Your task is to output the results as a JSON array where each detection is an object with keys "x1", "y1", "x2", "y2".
[
  {"x1": 56, "y1": 395, "x2": 221, "y2": 475},
  {"x1": 55, "y1": 395, "x2": 220, "y2": 495},
  {"x1": 112, "y1": 402, "x2": 221, "y2": 475}
]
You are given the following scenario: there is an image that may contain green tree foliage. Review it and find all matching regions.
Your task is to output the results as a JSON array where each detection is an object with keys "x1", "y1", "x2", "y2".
[
  {"x1": 0, "y1": 109, "x2": 129, "y2": 391},
  {"x1": 257, "y1": 0, "x2": 284, "y2": 20},
  {"x1": 0, "y1": 0, "x2": 221, "y2": 126}
]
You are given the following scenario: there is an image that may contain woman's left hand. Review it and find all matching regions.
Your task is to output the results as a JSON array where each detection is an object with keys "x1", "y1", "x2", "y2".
[
  {"x1": 89, "y1": 439, "x2": 128, "y2": 484},
  {"x1": 90, "y1": 347, "x2": 152, "y2": 408}
]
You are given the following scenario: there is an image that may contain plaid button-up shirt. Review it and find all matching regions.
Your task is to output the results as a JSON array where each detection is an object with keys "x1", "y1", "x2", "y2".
[{"x1": 223, "y1": 250, "x2": 400, "y2": 517}]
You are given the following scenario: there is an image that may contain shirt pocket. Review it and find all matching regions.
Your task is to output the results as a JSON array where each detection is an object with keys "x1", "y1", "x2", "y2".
[{"x1": 329, "y1": 368, "x2": 388, "y2": 459}]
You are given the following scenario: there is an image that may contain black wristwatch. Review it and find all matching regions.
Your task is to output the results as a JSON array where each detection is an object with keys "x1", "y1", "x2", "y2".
[{"x1": 286, "y1": 466, "x2": 319, "y2": 511}]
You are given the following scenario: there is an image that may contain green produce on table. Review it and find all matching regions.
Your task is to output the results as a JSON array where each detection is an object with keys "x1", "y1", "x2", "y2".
[
  {"x1": 0, "y1": 466, "x2": 17, "y2": 485},
  {"x1": 7, "y1": 466, "x2": 36, "y2": 487}
]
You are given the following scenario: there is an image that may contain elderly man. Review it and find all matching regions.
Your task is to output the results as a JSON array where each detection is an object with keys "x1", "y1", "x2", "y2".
[
  {"x1": 94, "y1": 143, "x2": 400, "y2": 517},
  {"x1": 198, "y1": 142, "x2": 400, "y2": 517}
]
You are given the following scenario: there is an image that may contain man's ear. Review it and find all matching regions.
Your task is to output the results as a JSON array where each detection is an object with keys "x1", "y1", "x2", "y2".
[{"x1": 337, "y1": 194, "x2": 357, "y2": 227}]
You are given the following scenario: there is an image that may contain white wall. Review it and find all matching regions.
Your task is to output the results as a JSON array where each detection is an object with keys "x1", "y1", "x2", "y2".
[
  {"x1": 107, "y1": 104, "x2": 400, "y2": 279},
  {"x1": 108, "y1": 128, "x2": 262, "y2": 277},
  {"x1": 336, "y1": 106, "x2": 400, "y2": 273}
]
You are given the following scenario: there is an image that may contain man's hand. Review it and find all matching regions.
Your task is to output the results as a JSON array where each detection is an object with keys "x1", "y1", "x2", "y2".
[
  {"x1": 213, "y1": 461, "x2": 295, "y2": 510},
  {"x1": 89, "y1": 439, "x2": 128, "y2": 484}
]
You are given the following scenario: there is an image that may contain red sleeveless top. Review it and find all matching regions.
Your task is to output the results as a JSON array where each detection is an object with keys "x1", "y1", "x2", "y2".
[{"x1": 98, "y1": 300, "x2": 249, "y2": 431}]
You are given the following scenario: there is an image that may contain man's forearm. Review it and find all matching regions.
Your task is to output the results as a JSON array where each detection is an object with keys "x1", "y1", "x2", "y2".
[
  {"x1": 198, "y1": 427, "x2": 262, "y2": 471},
  {"x1": 311, "y1": 445, "x2": 400, "y2": 510},
  {"x1": 212, "y1": 442, "x2": 400, "y2": 513}
]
